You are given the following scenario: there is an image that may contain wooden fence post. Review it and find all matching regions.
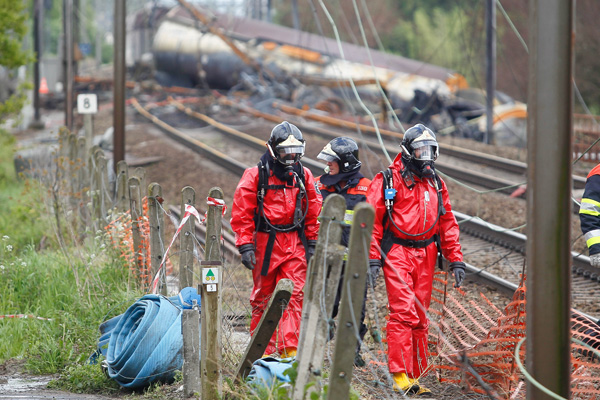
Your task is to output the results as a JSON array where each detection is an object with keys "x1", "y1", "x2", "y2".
[
  {"x1": 115, "y1": 160, "x2": 129, "y2": 213},
  {"x1": 182, "y1": 300, "x2": 201, "y2": 398},
  {"x1": 201, "y1": 187, "x2": 224, "y2": 400},
  {"x1": 57, "y1": 127, "x2": 69, "y2": 181},
  {"x1": 76, "y1": 137, "x2": 89, "y2": 235},
  {"x1": 235, "y1": 279, "x2": 294, "y2": 381},
  {"x1": 95, "y1": 154, "x2": 109, "y2": 228},
  {"x1": 76, "y1": 137, "x2": 89, "y2": 190},
  {"x1": 179, "y1": 186, "x2": 196, "y2": 290},
  {"x1": 67, "y1": 133, "x2": 77, "y2": 206},
  {"x1": 134, "y1": 167, "x2": 146, "y2": 195},
  {"x1": 88, "y1": 146, "x2": 100, "y2": 232},
  {"x1": 327, "y1": 203, "x2": 374, "y2": 400},
  {"x1": 128, "y1": 176, "x2": 145, "y2": 285},
  {"x1": 96, "y1": 152, "x2": 111, "y2": 219},
  {"x1": 84, "y1": 113, "x2": 93, "y2": 154},
  {"x1": 293, "y1": 194, "x2": 346, "y2": 400},
  {"x1": 148, "y1": 182, "x2": 166, "y2": 295},
  {"x1": 87, "y1": 144, "x2": 99, "y2": 186}
]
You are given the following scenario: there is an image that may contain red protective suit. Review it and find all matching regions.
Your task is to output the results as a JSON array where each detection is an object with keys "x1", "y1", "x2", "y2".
[
  {"x1": 366, "y1": 153, "x2": 463, "y2": 378},
  {"x1": 231, "y1": 163, "x2": 322, "y2": 355}
]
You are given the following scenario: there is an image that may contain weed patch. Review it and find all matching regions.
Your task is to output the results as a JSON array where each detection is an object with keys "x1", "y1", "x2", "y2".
[{"x1": 48, "y1": 362, "x2": 121, "y2": 394}]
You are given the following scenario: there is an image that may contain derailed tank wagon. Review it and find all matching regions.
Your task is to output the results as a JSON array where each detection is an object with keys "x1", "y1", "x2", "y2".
[{"x1": 127, "y1": 4, "x2": 527, "y2": 147}]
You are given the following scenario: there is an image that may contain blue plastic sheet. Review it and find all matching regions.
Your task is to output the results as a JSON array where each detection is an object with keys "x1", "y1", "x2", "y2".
[
  {"x1": 246, "y1": 356, "x2": 295, "y2": 389},
  {"x1": 93, "y1": 287, "x2": 201, "y2": 389}
]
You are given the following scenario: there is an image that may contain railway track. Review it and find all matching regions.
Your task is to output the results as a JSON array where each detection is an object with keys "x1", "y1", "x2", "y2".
[
  {"x1": 219, "y1": 97, "x2": 588, "y2": 193},
  {"x1": 455, "y1": 211, "x2": 599, "y2": 320},
  {"x1": 131, "y1": 96, "x2": 600, "y2": 321}
]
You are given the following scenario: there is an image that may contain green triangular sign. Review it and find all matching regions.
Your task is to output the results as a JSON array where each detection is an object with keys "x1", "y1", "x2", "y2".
[{"x1": 206, "y1": 269, "x2": 215, "y2": 278}]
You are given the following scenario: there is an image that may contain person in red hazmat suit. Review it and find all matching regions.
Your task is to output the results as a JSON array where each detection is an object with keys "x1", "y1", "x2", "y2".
[
  {"x1": 366, "y1": 123, "x2": 466, "y2": 395},
  {"x1": 315, "y1": 137, "x2": 371, "y2": 367},
  {"x1": 230, "y1": 121, "x2": 322, "y2": 358}
]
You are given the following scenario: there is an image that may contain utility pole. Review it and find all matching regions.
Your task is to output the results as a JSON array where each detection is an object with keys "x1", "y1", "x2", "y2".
[
  {"x1": 485, "y1": 0, "x2": 496, "y2": 145},
  {"x1": 73, "y1": 0, "x2": 80, "y2": 76},
  {"x1": 33, "y1": 0, "x2": 42, "y2": 125},
  {"x1": 95, "y1": 0, "x2": 102, "y2": 71},
  {"x1": 63, "y1": 0, "x2": 74, "y2": 130},
  {"x1": 113, "y1": 0, "x2": 126, "y2": 171},
  {"x1": 526, "y1": 0, "x2": 573, "y2": 399}
]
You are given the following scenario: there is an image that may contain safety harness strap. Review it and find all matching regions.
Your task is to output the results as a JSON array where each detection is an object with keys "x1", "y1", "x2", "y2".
[
  {"x1": 390, "y1": 234, "x2": 437, "y2": 248},
  {"x1": 255, "y1": 160, "x2": 309, "y2": 276},
  {"x1": 379, "y1": 167, "x2": 445, "y2": 270},
  {"x1": 261, "y1": 230, "x2": 277, "y2": 276}
]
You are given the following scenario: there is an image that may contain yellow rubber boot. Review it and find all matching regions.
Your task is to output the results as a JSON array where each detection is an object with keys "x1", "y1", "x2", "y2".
[
  {"x1": 281, "y1": 347, "x2": 297, "y2": 358},
  {"x1": 415, "y1": 386, "x2": 432, "y2": 396},
  {"x1": 392, "y1": 372, "x2": 419, "y2": 393}
]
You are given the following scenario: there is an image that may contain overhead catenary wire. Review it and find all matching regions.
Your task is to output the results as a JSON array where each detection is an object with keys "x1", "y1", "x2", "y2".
[
  {"x1": 358, "y1": 0, "x2": 385, "y2": 53},
  {"x1": 303, "y1": 0, "x2": 383, "y2": 144},
  {"x1": 349, "y1": 0, "x2": 406, "y2": 133},
  {"x1": 316, "y1": 0, "x2": 393, "y2": 164}
]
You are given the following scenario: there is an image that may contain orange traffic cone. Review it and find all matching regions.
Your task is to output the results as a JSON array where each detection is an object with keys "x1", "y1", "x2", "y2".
[{"x1": 39, "y1": 77, "x2": 49, "y2": 94}]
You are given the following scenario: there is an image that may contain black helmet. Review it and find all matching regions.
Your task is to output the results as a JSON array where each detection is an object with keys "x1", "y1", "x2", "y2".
[
  {"x1": 267, "y1": 121, "x2": 305, "y2": 165},
  {"x1": 317, "y1": 137, "x2": 361, "y2": 173},
  {"x1": 401, "y1": 124, "x2": 439, "y2": 177}
]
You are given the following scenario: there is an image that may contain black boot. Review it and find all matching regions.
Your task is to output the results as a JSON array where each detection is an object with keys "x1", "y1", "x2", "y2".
[{"x1": 354, "y1": 351, "x2": 366, "y2": 367}]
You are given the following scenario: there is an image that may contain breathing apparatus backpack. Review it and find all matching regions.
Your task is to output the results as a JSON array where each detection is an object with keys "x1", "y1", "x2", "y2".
[{"x1": 254, "y1": 160, "x2": 309, "y2": 276}]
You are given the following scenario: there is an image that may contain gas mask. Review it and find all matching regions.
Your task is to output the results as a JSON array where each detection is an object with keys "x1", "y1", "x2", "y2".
[
  {"x1": 412, "y1": 145, "x2": 436, "y2": 177},
  {"x1": 402, "y1": 144, "x2": 437, "y2": 178}
]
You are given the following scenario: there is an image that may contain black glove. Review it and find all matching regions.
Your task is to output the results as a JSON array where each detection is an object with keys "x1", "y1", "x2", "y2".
[
  {"x1": 368, "y1": 259, "x2": 382, "y2": 288},
  {"x1": 239, "y1": 244, "x2": 256, "y2": 271},
  {"x1": 307, "y1": 240, "x2": 317, "y2": 262},
  {"x1": 449, "y1": 261, "x2": 466, "y2": 288}
]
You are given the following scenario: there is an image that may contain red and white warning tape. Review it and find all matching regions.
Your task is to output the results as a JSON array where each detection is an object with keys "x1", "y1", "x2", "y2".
[
  {"x1": 202, "y1": 197, "x2": 227, "y2": 222},
  {"x1": 0, "y1": 314, "x2": 52, "y2": 321},
  {"x1": 151, "y1": 198, "x2": 227, "y2": 294}
]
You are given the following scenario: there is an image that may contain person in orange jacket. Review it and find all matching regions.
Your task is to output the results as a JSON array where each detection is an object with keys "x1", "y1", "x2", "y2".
[
  {"x1": 315, "y1": 137, "x2": 372, "y2": 366},
  {"x1": 366, "y1": 124, "x2": 466, "y2": 395},
  {"x1": 230, "y1": 121, "x2": 322, "y2": 358}
]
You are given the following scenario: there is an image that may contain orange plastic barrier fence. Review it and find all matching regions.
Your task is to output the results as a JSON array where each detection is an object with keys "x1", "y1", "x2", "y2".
[
  {"x1": 105, "y1": 197, "x2": 173, "y2": 291},
  {"x1": 429, "y1": 275, "x2": 600, "y2": 399}
]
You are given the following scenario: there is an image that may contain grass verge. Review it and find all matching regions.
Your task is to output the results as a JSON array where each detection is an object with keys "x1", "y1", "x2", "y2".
[{"x1": 0, "y1": 128, "x2": 144, "y2": 394}]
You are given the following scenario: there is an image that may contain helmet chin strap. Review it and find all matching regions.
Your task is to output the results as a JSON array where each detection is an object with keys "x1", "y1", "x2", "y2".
[{"x1": 267, "y1": 144, "x2": 276, "y2": 159}]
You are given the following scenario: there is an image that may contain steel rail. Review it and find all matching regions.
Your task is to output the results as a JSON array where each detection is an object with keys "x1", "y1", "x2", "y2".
[
  {"x1": 167, "y1": 205, "x2": 239, "y2": 259},
  {"x1": 455, "y1": 210, "x2": 599, "y2": 282},
  {"x1": 220, "y1": 97, "x2": 531, "y2": 195},
  {"x1": 131, "y1": 98, "x2": 248, "y2": 176},
  {"x1": 168, "y1": 97, "x2": 326, "y2": 176},
  {"x1": 269, "y1": 101, "x2": 586, "y2": 190}
]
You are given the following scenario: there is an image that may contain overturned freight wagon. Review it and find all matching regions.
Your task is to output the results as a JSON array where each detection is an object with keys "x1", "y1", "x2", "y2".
[{"x1": 128, "y1": 4, "x2": 527, "y2": 146}]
